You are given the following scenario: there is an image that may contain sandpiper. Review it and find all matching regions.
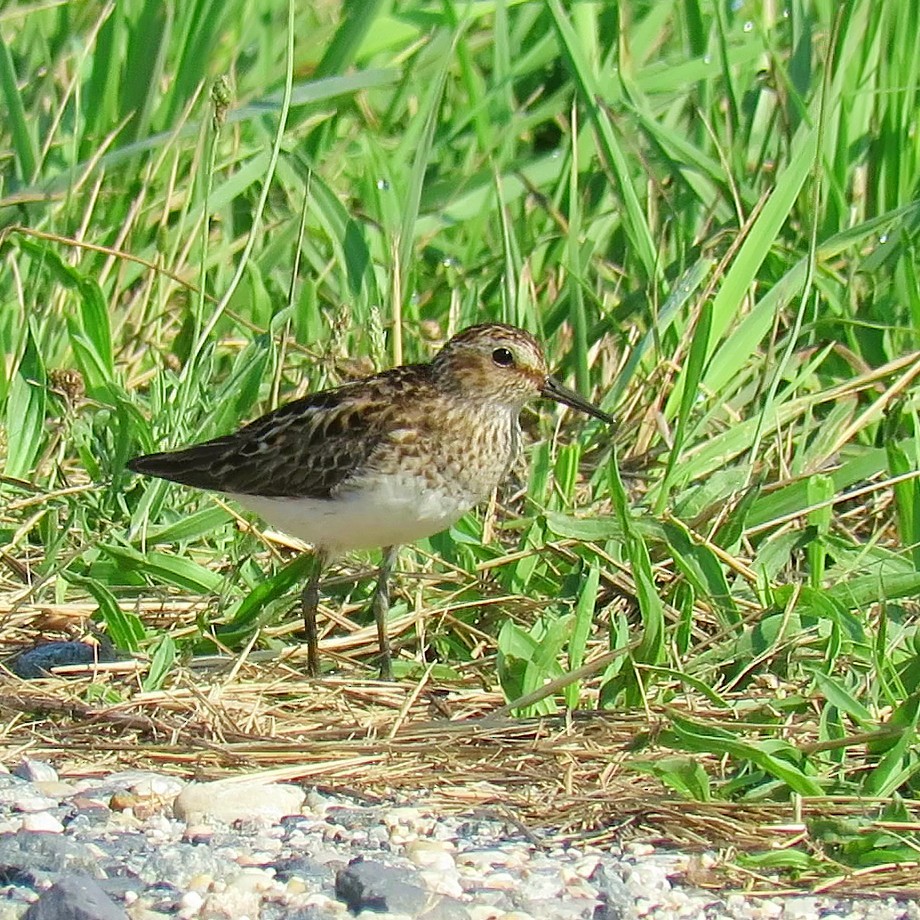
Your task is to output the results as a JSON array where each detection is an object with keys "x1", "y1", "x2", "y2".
[{"x1": 128, "y1": 323, "x2": 613, "y2": 677}]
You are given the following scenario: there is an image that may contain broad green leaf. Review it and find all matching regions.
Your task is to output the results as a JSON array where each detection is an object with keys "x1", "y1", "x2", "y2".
[
  {"x1": 143, "y1": 634, "x2": 177, "y2": 692},
  {"x1": 629, "y1": 756, "x2": 712, "y2": 802},
  {"x1": 103, "y1": 544, "x2": 224, "y2": 594},
  {"x1": 667, "y1": 713, "x2": 825, "y2": 797}
]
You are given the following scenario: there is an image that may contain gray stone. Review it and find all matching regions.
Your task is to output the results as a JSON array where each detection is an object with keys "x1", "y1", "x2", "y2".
[
  {"x1": 335, "y1": 857, "x2": 430, "y2": 914},
  {"x1": 270, "y1": 855, "x2": 330, "y2": 884},
  {"x1": 587, "y1": 864, "x2": 632, "y2": 920},
  {"x1": 23, "y1": 874, "x2": 127, "y2": 920},
  {"x1": 133, "y1": 841, "x2": 236, "y2": 888},
  {"x1": 0, "y1": 831, "x2": 102, "y2": 884},
  {"x1": 325, "y1": 806, "x2": 381, "y2": 831}
]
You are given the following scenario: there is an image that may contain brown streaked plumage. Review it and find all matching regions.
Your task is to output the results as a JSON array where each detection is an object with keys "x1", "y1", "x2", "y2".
[{"x1": 128, "y1": 322, "x2": 613, "y2": 677}]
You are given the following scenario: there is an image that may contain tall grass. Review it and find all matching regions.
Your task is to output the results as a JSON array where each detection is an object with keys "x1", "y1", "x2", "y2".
[{"x1": 2, "y1": 0, "x2": 920, "y2": 878}]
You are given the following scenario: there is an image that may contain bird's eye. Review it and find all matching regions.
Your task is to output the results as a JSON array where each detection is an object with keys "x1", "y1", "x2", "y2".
[{"x1": 492, "y1": 347, "x2": 514, "y2": 367}]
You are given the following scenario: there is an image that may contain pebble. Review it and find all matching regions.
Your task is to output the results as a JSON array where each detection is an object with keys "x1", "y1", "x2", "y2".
[
  {"x1": 13, "y1": 759, "x2": 59, "y2": 784},
  {"x1": 20, "y1": 812, "x2": 64, "y2": 834},
  {"x1": 173, "y1": 779, "x2": 306, "y2": 824},
  {"x1": 406, "y1": 839, "x2": 456, "y2": 872},
  {"x1": 0, "y1": 760, "x2": 913, "y2": 919},
  {"x1": 22, "y1": 874, "x2": 127, "y2": 919}
]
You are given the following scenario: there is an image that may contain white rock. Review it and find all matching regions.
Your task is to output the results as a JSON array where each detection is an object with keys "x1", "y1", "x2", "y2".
[
  {"x1": 783, "y1": 898, "x2": 819, "y2": 920},
  {"x1": 173, "y1": 780, "x2": 305, "y2": 824},
  {"x1": 303, "y1": 892, "x2": 342, "y2": 911},
  {"x1": 571, "y1": 854, "x2": 601, "y2": 879},
  {"x1": 13, "y1": 759, "x2": 58, "y2": 783},
  {"x1": 404, "y1": 839, "x2": 456, "y2": 872},
  {"x1": 383, "y1": 805, "x2": 424, "y2": 822},
  {"x1": 468, "y1": 908, "x2": 503, "y2": 920},
  {"x1": 522, "y1": 870, "x2": 563, "y2": 901},
  {"x1": 11, "y1": 793, "x2": 58, "y2": 813},
  {"x1": 475, "y1": 870, "x2": 516, "y2": 890},
  {"x1": 304, "y1": 790, "x2": 331, "y2": 812},
  {"x1": 131, "y1": 773, "x2": 184, "y2": 798},
  {"x1": 178, "y1": 889, "x2": 204, "y2": 919},
  {"x1": 323, "y1": 822, "x2": 348, "y2": 841},
  {"x1": 624, "y1": 841, "x2": 655, "y2": 857},
  {"x1": 624, "y1": 861, "x2": 671, "y2": 896},
  {"x1": 20, "y1": 811, "x2": 64, "y2": 833},
  {"x1": 33, "y1": 781, "x2": 76, "y2": 798},
  {"x1": 564, "y1": 879, "x2": 598, "y2": 900},
  {"x1": 186, "y1": 874, "x2": 215, "y2": 893},
  {"x1": 225, "y1": 868, "x2": 277, "y2": 895},
  {"x1": 383, "y1": 806, "x2": 436, "y2": 836},
  {"x1": 418, "y1": 868, "x2": 463, "y2": 899},
  {"x1": 456, "y1": 850, "x2": 510, "y2": 870},
  {"x1": 200, "y1": 887, "x2": 261, "y2": 919}
]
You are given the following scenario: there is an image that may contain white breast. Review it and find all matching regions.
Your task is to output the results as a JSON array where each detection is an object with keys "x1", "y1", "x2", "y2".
[{"x1": 227, "y1": 472, "x2": 479, "y2": 552}]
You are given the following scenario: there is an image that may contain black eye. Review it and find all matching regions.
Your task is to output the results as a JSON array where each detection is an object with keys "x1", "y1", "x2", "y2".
[{"x1": 492, "y1": 347, "x2": 514, "y2": 367}]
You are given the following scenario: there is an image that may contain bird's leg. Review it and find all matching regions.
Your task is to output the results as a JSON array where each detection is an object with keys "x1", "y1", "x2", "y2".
[
  {"x1": 302, "y1": 549, "x2": 328, "y2": 678},
  {"x1": 372, "y1": 545, "x2": 399, "y2": 680}
]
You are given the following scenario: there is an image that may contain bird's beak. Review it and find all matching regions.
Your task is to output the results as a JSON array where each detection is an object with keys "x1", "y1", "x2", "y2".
[{"x1": 541, "y1": 376, "x2": 614, "y2": 425}]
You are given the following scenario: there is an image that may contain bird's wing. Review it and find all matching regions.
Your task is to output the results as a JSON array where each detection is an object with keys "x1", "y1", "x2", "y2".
[{"x1": 128, "y1": 366, "x2": 430, "y2": 499}]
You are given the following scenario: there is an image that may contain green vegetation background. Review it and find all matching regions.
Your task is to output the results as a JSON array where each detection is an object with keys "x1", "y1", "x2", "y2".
[{"x1": 2, "y1": 0, "x2": 920, "y2": 876}]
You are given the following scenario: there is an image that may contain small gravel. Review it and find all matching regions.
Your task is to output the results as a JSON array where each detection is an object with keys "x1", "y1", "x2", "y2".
[{"x1": 0, "y1": 758, "x2": 915, "y2": 919}]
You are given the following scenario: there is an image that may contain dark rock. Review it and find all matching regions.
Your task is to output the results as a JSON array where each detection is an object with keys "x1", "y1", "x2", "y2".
[
  {"x1": 280, "y1": 813, "x2": 317, "y2": 831},
  {"x1": 270, "y1": 855, "x2": 330, "y2": 884},
  {"x1": 334, "y1": 857, "x2": 429, "y2": 914},
  {"x1": 325, "y1": 806, "x2": 382, "y2": 831},
  {"x1": 139, "y1": 880, "x2": 183, "y2": 912},
  {"x1": 12, "y1": 642, "x2": 117, "y2": 679},
  {"x1": 23, "y1": 874, "x2": 127, "y2": 919},
  {"x1": 95, "y1": 876, "x2": 145, "y2": 900}
]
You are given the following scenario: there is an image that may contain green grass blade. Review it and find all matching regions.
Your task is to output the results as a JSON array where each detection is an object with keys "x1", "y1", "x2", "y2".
[
  {"x1": 0, "y1": 30, "x2": 37, "y2": 181},
  {"x1": 545, "y1": 0, "x2": 659, "y2": 284},
  {"x1": 3, "y1": 323, "x2": 46, "y2": 480}
]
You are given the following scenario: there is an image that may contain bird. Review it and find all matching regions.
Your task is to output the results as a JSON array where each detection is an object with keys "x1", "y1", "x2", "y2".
[{"x1": 127, "y1": 322, "x2": 613, "y2": 678}]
